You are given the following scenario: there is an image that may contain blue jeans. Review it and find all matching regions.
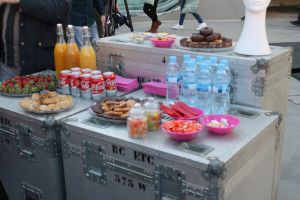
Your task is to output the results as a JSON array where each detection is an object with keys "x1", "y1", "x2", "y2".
[
  {"x1": 179, "y1": 0, "x2": 203, "y2": 25},
  {"x1": 73, "y1": 21, "x2": 99, "y2": 50}
]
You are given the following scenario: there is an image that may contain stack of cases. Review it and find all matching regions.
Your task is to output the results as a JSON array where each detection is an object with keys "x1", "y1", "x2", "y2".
[
  {"x1": 94, "y1": 34, "x2": 293, "y2": 198},
  {"x1": 60, "y1": 89, "x2": 281, "y2": 200}
]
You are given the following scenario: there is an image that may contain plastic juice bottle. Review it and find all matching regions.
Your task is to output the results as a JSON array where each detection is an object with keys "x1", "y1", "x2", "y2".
[
  {"x1": 54, "y1": 24, "x2": 66, "y2": 79},
  {"x1": 80, "y1": 26, "x2": 96, "y2": 70},
  {"x1": 65, "y1": 25, "x2": 80, "y2": 70}
]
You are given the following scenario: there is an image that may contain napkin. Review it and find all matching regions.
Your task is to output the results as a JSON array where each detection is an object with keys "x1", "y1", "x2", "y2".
[
  {"x1": 115, "y1": 75, "x2": 139, "y2": 92},
  {"x1": 142, "y1": 82, "x2": 167, "y2": 96}
]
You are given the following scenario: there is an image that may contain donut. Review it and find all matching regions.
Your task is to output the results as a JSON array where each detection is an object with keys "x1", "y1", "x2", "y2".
[
  {"x1": 192, "y1": 32, "x2": 201, "y2": 36},
  {"x1": 215, "y1": 32, "x2": 221, "y2": 40},
  {"x1": 180, "y1": 38, "x2": 187, "y2": 45},
  {"x1": 194, "y1": 43, "x2": 202, "y2": 48},
  {"x1": 205, "y1": 34, "x2": 218, "y2": 42},
  {"x1": 200, "y1": 27, "x2": 214, "y2": 36},
  {"x1": 208, "y1": 42, "x2": 216, "y2": 48},
  {"x1": 191, "y1": 35, "x2": 204, "y2": 42},
  {"x1": 215, "y1": 42, "x2": 223, "y2": 48},
  {"x1": 200, "y1": 41, "x2": 208, "y2": 48}
]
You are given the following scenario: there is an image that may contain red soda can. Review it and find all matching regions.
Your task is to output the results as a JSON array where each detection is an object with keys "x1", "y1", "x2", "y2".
[
  {"x1": 60, "y1": 70, "x2": 71, "y2": 95},
  {"x1": 91, "y1": 70, "x2": 102, "y2": 76},
  {"x1": 70, "y1": 71, "x2": 81, "y2": 97},
  {"x1": 81, "y1": 73, "x2": 92, "y2": 99},
  {"x1": 103, "y1": 72, "x2": 117, "y2": 97},
  {"x1": 91, "y1": 75, "x2": 105, "y2": 101},
  {"x1": 71, "y1": 67, "x2": 81, "y2": 73},
  {"x1": 82, "y1": 68, "x2": 92, "y2": 74}
]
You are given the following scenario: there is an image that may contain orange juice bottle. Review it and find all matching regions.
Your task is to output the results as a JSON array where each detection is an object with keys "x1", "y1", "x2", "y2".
[
  {"x1": 65, "y1": 25, "x2": 80, "y2": 70},
  {"x1": 80, "y1": 26, "x2": 97, "y2": 70},
  {"x1": 54, "y1": 24, "x2": 66, "y2": 79}
]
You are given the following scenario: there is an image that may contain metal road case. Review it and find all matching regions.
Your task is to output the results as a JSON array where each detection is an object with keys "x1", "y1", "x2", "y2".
[
  {"x1": 61, "y1": 91, "x2": 282, "y2": 200},
  {"x1": 94, "y1": 33, "x2": 292, "y2": 113},
  {"x1": 94, "y1": 36, "x2": 292, "y2": 199},
  {"x1": 0, "y1": 94, "x2": 95, "y2": 200}
]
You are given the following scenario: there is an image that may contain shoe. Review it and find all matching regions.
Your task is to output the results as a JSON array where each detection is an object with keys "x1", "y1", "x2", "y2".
[
  {"x1": 290, "y1": 21, "x2": 300, "y2": 26},
  {"x1": 172, "y1": 24, "x2": 183, "y2": 30},
  {"x1": 150, "y1": 21, "x2": 162, "y2": 33},
  {"x1": 196, "y1": 22, "x2": 207, "y2": 30},
  {"x1": 146, "y1": 22, "x2": 154, "y2": 32}
]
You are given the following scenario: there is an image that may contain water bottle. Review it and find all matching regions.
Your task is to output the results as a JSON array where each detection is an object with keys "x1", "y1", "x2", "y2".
[
  {"x1": 196, "y1": 56, "x2": 205, "y2": 77},
  {"x1": 220, "y1": 59, "x2": 231, "y2": 106},
  {"x1": 197, "y1": 63, "x2": 212, "y2": 115},
  {"x1": 180, "y1": 55, "x2": 191, "y2": 83},
  {"x1": 212, "y1": 64, "x2": 229, "y2": 114},
  {"x1": 210, "y1": 56, "x2": 218, "y2": 73},
  {"x1": 181, "y1": 61, "x2": 197, "y2": 107},
  {"x1": 166, "y1": 56, "x2": 180, "y2": 104}
]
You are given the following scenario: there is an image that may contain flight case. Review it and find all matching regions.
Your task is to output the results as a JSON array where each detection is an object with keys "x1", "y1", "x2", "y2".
[{"x1": 61, "y1": 90, "x2": 282, "y2": 200}]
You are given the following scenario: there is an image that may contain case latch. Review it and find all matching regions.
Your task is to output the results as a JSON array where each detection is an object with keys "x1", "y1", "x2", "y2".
[
  {"x1": 16, "y1": 123, "x2": 36, "y2": 162},
  {"x1": 22, "y1": 182, "x2": 42, "y2": 200},
  {"x1": 155, "y1": 165, "x2": 186, "y2": 200},
  {"x1": 83, "y1": 141, "x2": 107, "y2": 184}
]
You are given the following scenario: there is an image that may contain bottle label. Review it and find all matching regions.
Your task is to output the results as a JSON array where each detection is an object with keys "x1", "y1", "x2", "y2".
[
  {"x1": 213, "y1": 85, "x2": 228, "y2": 93},
  {"x1": 183, "y1": 83, "x2": 197, "y2": 89},
  {"x1": 167, "y1": 76, "x2": 179, "y2": 83},
  {"x1": 197, "y1": 84, "x2": 211, "y2": 92}
]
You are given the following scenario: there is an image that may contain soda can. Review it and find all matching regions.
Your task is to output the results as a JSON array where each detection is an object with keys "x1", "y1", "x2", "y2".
[
  {"x1": 91, "y1": 75, "x2": 105, "y2": 101},
  {"x1": 70, "y1": 71, "x2": 81, "y2": 97},
  {"x1": 81, "y1": 73, "x2": 92, "y2": 99},
  {"x1": 91, "y1": 70, "x2": 102, "y2": 76},
  {"x1": 71, "y1": 67, "x2": 81, "y2": 73},
  {"x1": 82, "y1": 68, "x2": 92, "y2": 74},
  {"x1": 60, "y1": 70, "x2": 71, "y2": 95},
  {"x1": 103, "y1": 72, "x2": 117, "y2": 97}
]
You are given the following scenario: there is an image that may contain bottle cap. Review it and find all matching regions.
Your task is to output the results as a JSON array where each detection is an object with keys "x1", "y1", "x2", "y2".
[
  {"x1": 217, "y1": 64, "x2": 226, "y2": 70},
  {"x1": 220, "y1": 60, "x2": 228, "y2": 66},
  {"x1": 169, "y1": 56, "x2": 176, "y2": 62},
  {"x1": 204, "y1": 60, "x2": 211, "y2": 65},
  {"x1": 190, "y1": 58, "x2": 196, "y2": 64},
  {"x1": 200, "y1": 63, "x2": 209, "y2": 70},
  {"x1": 196, "y1": 56, "x2": 204, "y2": 62},
  {"x1": 210, "y1": 56, "x2": 218, "y2": 63},
  {"x1": 183, "y1": 55, "x2": 191, "y2": 61},
  {"x1": 186, "y1": 61, "x2": 194, "y2": 68}
]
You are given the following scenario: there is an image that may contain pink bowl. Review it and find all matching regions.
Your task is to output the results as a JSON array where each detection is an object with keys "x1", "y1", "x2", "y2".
[
  {"x1": 150, "y1": 37, "x2": 175, "y2": 48},
  {"x1": 200, "y1": 114, "x2": 241, "y2": 135},
  {"x1": 172, "y1": 107, "x2": 205, "y2": 121},
  {"x1": 161, "y1": 121, "x2": 204, "y2": 141}
]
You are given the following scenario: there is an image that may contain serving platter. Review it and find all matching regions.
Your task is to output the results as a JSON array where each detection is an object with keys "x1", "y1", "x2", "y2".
[
  {"x1": 175, "y1": 42, "x2": 235, "y2": 52},
  {"x1": 21, "y1": 100, "x2": 76, "y2": 114}
]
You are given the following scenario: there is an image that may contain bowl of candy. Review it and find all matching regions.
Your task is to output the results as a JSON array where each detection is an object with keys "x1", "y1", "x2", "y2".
[
  {"x1": 149, "y1": 36, "x2": 176, "y2": 48},
  {"x1": 161, "y1": 101, "x2": 205, "y2": 121},
  {"x1": 200, "y1": 114, "x2": 241, "y2": 135},
  {"x1": 161, "y1": 120, "x2": 204, "y2": 141}
]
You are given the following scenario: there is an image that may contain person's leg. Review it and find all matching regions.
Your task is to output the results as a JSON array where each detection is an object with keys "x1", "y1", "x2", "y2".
[
  {"x1": 179, "y1": 0, "x2": 186, "y2": 25},
  {"x1": 73, "y1": 26, "x2": 83, "y2": 50},
  {"x1": 143, "y1": 3, "x2": 152, "y2": 20},
  {"x1": 152, "y1": 0, "x2": 159, "y2": 22},
  {"x1": 90, "y1": 21, "x2": 99, "y2": 42},
  {"x1": 94, "y1": 8, "x2": 102, "y2": 38},
  {"x1": 192, "y1": 13, "x2": 203, "y2": 23},
  {"x1": 298, "y1": 13, "x2": 300, "y2": 22}
]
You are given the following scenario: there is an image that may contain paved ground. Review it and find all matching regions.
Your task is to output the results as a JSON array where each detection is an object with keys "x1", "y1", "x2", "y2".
[{"x1": 114, "y1": 9, "x2": 300, "y2": 200}]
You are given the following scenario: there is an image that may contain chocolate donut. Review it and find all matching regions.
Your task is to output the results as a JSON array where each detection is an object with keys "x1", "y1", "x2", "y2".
[
  {"x1": 205, "y1": 34, "x2": 218, "y2": 42},
  {"x1": 215, "y1": 32, "x2": 221, "y2": 40},
  {"x1": 208, "y1": 42, "x2": 216, "y2": 48},
  {"x1": 180, "y1": 38, "x2": 188, "y2": 45},
  {"x1": 200, "y1": 27, "x2": 214, "y2": 36},
  {"x1": 191, "y1": 35, "x2": 204, "y2": 42},
  {"x1": 200, "y1": 41, "x2": 208, "y2": 48},
  {"x1": 215, "y1": 42, "x2": 223, "y2": 48}
]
